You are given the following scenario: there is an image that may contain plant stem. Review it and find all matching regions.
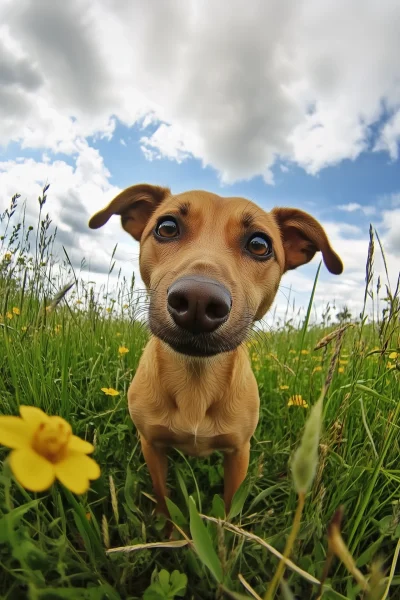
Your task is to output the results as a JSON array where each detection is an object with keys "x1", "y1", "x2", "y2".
[{"x1": 264, "y1": 492, "x2": 305, "y2": 600}]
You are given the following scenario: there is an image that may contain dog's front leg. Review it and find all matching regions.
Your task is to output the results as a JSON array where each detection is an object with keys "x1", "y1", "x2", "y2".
[
  {"x1": 140, "y1": 436, "x2": 169, "y2": 517},
  {"x1": 223, "y1": 442, "x2": 250, "y2": 514}
]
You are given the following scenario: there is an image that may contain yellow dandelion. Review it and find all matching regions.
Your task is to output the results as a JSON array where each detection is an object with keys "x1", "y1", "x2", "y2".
[
  {"x1": 106, "y1": 307, "x2": 112, "y2": 313},
  {"x1": 338, "y1": 367, "x2": 345, "y2": 374},
  {"x1": 6, "y1": 312, "x2": 13, "y2": 320},
  {"x1": 387, "y1": 362, "x2": 394, "y2": 370},
  {"x1": 54, "y1": 325, "x2": 61, "y2": 334},
  {"x1": 0, "y1": 406, "x2": 100, "y2": 494},
  {"x1": 101, "y1": 387, "x2": 119, "y2": 396},
  {"x1": 116, "y1": 332, "x2": 122, "y2": 337},
  {"x1": 3, "y1": 252, "x2": 12, "y2": 261},
  {"x1": 288, "y1": 395, "x2": 308, "y2": 408},
  {"x1": 75, "y1": 299, "x2": 83, "y2": 305},
  {"x1": 289, "y1": 349, "x2": 297, "y2": 354},
  {"x1": 300, "y1": 349, "x2": 310, "y2": 355},
  {"x1": 339, "y1": 359, "x2": 348, "y2": 365},
  {"x1": 388, "y1": 351, "x2": 398, "y2": 359},
  {"x1": 312, "y1": 366, "x2": 322, "y2": 374},
  {"x1": 21, "y1": 326, "x2": 27, "y2": 332},
  {"x1": 12, "y1": 307, "x2": 20, "y2": 315},
  {"x1": 279, "y1": 385, "x2": 289, "y2": 390},
  {"x1": 118, "y1": 346, "x2": 129, "y2": 356}
]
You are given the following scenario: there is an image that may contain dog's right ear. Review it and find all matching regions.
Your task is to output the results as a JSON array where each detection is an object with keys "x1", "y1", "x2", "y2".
[{"x1": 88, "y1": 184, "x2": 170, "y2": 241}]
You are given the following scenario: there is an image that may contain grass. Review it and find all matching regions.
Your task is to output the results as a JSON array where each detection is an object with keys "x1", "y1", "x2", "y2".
[{"x1": 0, "y1": 188, "x2": 399, "y2": 599}]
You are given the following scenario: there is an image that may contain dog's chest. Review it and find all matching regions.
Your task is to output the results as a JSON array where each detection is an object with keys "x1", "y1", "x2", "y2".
[{"x1": 131, "y1": 388, "x2": 242, "y2": 456}]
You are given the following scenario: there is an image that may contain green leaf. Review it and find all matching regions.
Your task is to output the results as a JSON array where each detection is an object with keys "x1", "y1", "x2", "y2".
[
  {"x1": 158, "y1": 570, "x2": 170, "y2": 593},
  {"x1": 228, "y1": 480, "x2": 249, "y2": 519},
  {"x1": 169, "y1": 571, "x2": 188, "y2": 597},
  {"x1": 0, "y1": 500, "x2": 39, "y2": 543},
  {"x1": 211, "y1": 494, "x2": 225, "y2": 519},
  {"x1": 175, "y1": 467, "x2": 189, "y2": 509},
  {"x1": 189, "y1": 496, "x2": 223, "y2": 583},
  {"x1": 248, "y1": 483, "x2": 285, "y2": 512},
  {"x1": 165, "y1": 498, "x2": 188, "y2": 527},
  {"x1": 124, "y1": 466, "x2": 138, "y2": 513}
]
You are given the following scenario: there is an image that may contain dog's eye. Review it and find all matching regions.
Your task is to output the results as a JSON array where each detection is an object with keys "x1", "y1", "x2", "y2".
[
  {"x1": 155, "y1": 218, "x2": 179, "y2": 239},
  {"x1": 246, "y1": 233, "x2": 272, "y2": 258}
]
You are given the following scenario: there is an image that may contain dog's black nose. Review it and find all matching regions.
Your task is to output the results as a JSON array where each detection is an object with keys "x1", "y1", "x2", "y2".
[{"x1": 167, "y1": 276, "x2": 231, "y2": 334}]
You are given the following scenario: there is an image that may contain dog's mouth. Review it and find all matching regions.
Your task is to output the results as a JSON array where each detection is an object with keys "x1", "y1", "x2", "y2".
[{"x1": 149, "y1": 321, "x2": 250, "y2": 357}]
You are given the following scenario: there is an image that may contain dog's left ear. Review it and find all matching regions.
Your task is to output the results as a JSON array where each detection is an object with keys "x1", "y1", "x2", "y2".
[
  {"x1": 272, "y1": 207, "x2": 343, "y2": 275},
  {"x1": 88, "y1": 183, "x2": 170, "y2": 241}
]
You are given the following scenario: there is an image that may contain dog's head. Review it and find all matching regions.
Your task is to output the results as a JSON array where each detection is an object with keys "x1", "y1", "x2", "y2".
[{"x1": 89, "y1": 184, "x2": 343, "y2": 357}]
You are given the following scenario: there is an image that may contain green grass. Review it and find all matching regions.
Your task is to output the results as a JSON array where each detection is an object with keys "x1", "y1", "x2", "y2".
[{"x1": 0, "y1": 190, "x2": 399, "y2": 599}]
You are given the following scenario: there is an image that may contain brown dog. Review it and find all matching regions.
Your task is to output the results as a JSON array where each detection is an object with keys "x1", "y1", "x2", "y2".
[{"x1": 89, "y1": 184, "x2": 343, "y2": 517}]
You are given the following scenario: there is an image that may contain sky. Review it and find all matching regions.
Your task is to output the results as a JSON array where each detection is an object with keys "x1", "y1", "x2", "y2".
[{"x1": 1, "y1": 0, "x2": 400, "y2": 325}]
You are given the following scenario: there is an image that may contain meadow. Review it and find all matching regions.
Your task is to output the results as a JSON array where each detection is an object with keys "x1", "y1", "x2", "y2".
[{"x1": 0, "y1": 188, "x2": 399, "y2": 599}]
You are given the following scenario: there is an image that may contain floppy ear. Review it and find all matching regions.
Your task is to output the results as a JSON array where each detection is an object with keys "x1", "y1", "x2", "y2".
[
  {"x1": 88, "y1": 183, "x2": 170, "y2": 241},
  {"x1": 271, "y1": 207, "x2": 343, "y2": 275}
]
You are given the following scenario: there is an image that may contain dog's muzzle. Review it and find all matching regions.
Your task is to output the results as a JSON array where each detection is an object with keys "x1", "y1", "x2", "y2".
[{"x1": 167, "y1": 275, "x2": 232, "y2": 335}]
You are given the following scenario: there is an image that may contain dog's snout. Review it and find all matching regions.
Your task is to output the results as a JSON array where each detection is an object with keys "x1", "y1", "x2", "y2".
[{"x1": 167, "y1": 276, "x2": 231, "y2": 334}]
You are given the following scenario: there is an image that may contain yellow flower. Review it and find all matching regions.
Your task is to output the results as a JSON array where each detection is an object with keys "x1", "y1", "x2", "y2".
[
  {"x1": 54, "y1": 325, "x2": 61, "y2": 334},
  {"x1": 123, "y1": 304, "x2": 129, "y2": 309},
  {"x1": 339, "y1": 359, "x2": 348, "y2": 365},
  {"x1": 312, "y1": 356, "x2": 323, "y2": 361},
  {"x1": 300, "y1": 349, "x2": 310, "y2": 355},
  {"x1": 289, "y1": 350, "x2": 297, "y2": 354},
  {"x1": 101, "y1": 387, "x2": 119, "y2": 396},
  {"x1": 387, "y1": 362, "x2": 394, "y2": 370},
  {"x1": 3, "y1": 252, "x2": 11, "y2": 261},
  {"x1": 279, "y1": 385, "x2": 289, "y2": 390},
  {"x1": 312, "y1": 366, "x2": 322, "y2": 374},
  {"x1": 6, "y1": 312, "x2": 13, "y2": 320},
  {"x1": 75, "y1": 299, "x2": 83, "y2": 305},
  {"x1": 106, "y1": 307, "x2": 112, "y2": 313},
  {"x1": 21, "y1": 326, "x2": 27, "y2": 332},
  {"x1": 12, "y1": 307, "x2": 20, "y2": 315},
  {"x1": 0, "y1": 406, "x2": 100, "y2": 494},
  {"x1": 118, "y1": 346, "x2": 129, "y2": 356},
  {"x1": 338, "y1": 367, "x2": 345, "y2": 374},
  {"x1": 288, "y1": 395, "x2": 308, "y2": 408},
  {"x1": 389, "y1": 351, "x2": 398, "y2": 359},
  {"x1": 116, "y1": 332, "x2": 122, "y2": 337}
]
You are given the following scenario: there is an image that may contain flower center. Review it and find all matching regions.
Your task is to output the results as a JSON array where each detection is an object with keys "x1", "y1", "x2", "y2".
[{"x1": 32, "y1": 417, "x2": 72, "y2": 463}]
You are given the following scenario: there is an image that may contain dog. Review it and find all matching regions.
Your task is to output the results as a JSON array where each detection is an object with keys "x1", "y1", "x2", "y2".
[{"x1": 89, "y1": 184, "x2": 343, "y2": 518}]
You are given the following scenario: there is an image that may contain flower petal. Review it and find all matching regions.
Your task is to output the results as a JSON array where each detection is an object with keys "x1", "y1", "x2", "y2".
[
  {"x1": 55, "y1": 454, "x2": 100, "y2": 494},
  {"x1": 0, "y1": 417, "x2": 31, "y2": 449},
  {"x1": 68, "y1": 435, "x2": 94, "y2": 454},
  {"x1": 19, "y1": 405, "x2": 50, "y2": 432},
  {"x1": 9, "y1": 448, "x2": 55, "y2": 491}
]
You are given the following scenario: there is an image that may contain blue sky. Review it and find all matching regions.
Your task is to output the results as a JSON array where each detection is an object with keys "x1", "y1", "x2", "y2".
[{"x1": 1, "y1": 0, "x2": 399, "y2": 322}]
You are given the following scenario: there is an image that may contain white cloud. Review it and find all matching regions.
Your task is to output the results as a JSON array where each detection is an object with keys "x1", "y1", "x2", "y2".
[
  {"x1": 337, "y1": 203, "x2": 376, "y2": 216},
  {"x1": 0, "y1": 0, "x2": 400, "y2": 181},
  {"x1": 0, "y1": 145, "x2": 141, "y2": 290}
]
